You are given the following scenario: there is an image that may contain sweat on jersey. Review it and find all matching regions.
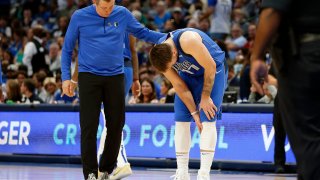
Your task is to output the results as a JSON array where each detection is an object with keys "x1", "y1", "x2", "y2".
[{"x1": 61, "y1": 5, "x2": 164, "y2": 81}]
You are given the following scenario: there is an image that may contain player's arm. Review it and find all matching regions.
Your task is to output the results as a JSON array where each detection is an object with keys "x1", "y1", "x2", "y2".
[
  {"x1": 129, "y1": 35, "x2": 140, "y2": 97},
  {"x1": 180, "y1": 31, "x2": 217, "y2": 119},
  {"x1": 163, "y1": 68, "x2": 203, "y2": 132}
]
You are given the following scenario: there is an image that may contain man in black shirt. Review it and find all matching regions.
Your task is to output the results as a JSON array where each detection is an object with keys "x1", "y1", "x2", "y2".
[
  {"x1": 20, "y1": 79, "x2": 44, "y2": 104},
  {"x1": 251, "y1": 0, "x2": 320, "y2": 179}
]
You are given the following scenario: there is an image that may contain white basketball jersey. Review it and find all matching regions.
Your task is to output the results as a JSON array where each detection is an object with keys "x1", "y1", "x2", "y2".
[{"x1": 209, "y1": 0, "x2": 232, "y2": 34}]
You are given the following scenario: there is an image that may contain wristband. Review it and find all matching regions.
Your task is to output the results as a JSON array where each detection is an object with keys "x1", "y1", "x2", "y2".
[
  {"x1": 71, "y1": 79, "x2": 78, "y2": 84},
  {"x1": 191, "y1": 111, "x2": 198, "y2": 116}
]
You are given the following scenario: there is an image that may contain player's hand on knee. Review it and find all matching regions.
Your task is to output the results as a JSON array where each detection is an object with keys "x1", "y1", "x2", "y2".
[
  {"x1": 200, "y1": 97, "x2": 217, "y2": 120},
  {"x1": 192, "y1": 113, "x2": 203, "y2": 133},
  {"x1": 62, "y1": 80, "x2": 74, "y2": 97}
]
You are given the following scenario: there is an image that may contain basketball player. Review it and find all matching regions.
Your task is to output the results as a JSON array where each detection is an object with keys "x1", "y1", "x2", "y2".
[{"x1": 149, "y1": 28, "x2": 227, "y2": 180}]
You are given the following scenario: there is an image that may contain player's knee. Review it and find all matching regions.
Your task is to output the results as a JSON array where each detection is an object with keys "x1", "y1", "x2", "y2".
[
  {"x1": 200, "y1": 122, "x2": 217, "y2": 151},
  {"x1": 175, "y1": 122, "x2": 191, "y2": 152}
]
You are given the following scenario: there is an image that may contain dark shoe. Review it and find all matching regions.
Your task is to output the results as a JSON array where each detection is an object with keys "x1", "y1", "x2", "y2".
[{"x1": 275, "y1": 165, "x2": 285, "y2": 173}]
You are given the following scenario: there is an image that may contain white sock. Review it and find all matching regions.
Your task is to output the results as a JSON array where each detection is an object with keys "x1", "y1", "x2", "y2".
[
  {"x1": 176, "y1": 152, "x2": 189, "y2": 172},
  {"x1": 116, "y1": 138, "x2": 130, "y2": 168},
  {"x1": 199, "y1": 122, "x2": 217, "y2": 175},
  {"x1": 199, "y1": 151, "x2": 214, "y2": 174},
  {"x1": 175, "y1": 122, "x2": 191, "y2": 173}
]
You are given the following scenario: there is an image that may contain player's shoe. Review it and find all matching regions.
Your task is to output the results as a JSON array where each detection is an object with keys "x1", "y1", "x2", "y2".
[
  {"x1": 98, "y1": 172, "x2": 109, "y2": 180},
  {"x1": 170, "y1": 170, "x2": 190, "y2": 180},
  {"x1": 109, "y1": 164, "x2": 132, "y2": 179},
  {"x1": 197, "y1": 170, "x2": 210, "y2": 180},
  {"x1": 87, "y1": 173, "x2": 97, "y2": 180}
]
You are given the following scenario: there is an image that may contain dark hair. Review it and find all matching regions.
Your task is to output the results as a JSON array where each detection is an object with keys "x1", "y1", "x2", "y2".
[
  {"x1": 137, "y1": 78, "x2": 157, "y2": 103},
  {"x1": 23, "y1": 79, "x2": 36, "y2": 93},
  {"x1": 6, "y1": 80, "x2": 21, "y2": 102},
  {"x1": 34, "y1": 71, "x2": 47, "y2": 85},
  {"x1": 149, "y1": 43, "x2": 173, "y2": 72}
]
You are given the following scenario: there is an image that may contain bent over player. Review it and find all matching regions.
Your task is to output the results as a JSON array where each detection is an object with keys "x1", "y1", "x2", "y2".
[{"x1": 149, "y1": 28, "x2": 227, "y2": 180}]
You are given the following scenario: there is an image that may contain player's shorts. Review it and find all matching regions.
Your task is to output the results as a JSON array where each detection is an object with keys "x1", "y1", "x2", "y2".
[{"x1": 174, "y1": 62, "x2": 227, "y2": 122}]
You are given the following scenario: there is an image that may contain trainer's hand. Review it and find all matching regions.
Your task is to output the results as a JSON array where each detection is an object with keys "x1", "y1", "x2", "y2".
[
  {"x1": 199, "y1": 96, "x2": 217, "y2": 120},
  {"x1": 131, "y1": 79, "x2": 141, "y2": 97},
  {"x1": 62, "y1": 80, "x2": 76, "y2": 97},
  {"x1": 250, "y1": 59, "x2": 268, "y2": 96},
  {"x1": 192, "y1": 113, "x2": 203, "y2": 133}
]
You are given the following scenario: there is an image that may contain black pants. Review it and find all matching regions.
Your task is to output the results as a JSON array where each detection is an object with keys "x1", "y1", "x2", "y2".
[
  {"x1": 278, "y1": 40, "x2": 320, "y2": 180},
  {"x1": 79, "y1": 72, "x2": 125, "y2": 179},
  {"x1": 273, "y1": 96, "x2": 286, "y2": 167}
]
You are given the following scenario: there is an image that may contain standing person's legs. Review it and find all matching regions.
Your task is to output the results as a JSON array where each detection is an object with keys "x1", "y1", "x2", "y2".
[
  {"x1": 97, "y1": 67, "x2": 132, "y2": 165},
  {"x1": 278, "y1": 40, "x2": 320, "y2": 180},
  {"x1": 99, "y1": 74, "x2": 125, "y2": 174},
  {"x1": 273, "y1": 96, "x2": 286, "y2": 173},
  {"x1": 79, "y1": 72, "x2": 104, "y2": 179}
]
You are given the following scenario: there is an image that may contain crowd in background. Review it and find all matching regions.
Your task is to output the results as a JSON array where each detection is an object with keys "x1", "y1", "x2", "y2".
[{"x1": 0, "y1": 0, "x2": 276, "y2": 105}]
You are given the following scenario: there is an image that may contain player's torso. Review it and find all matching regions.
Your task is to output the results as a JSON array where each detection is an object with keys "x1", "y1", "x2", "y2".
[{"x1": 171, "y1": 28, "x2": 225, "y2": 76}]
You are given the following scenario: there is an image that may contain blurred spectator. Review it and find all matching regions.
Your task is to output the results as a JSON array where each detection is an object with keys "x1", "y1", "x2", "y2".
[
  {"x1": 43, "y1": 77, "x2": 58, "y2": 103},
  {"x1": 0, "y1": 17, "x2": 12, "y2": 38},
  {"x1": 16, "y1": 71, "x2": 27, "y2": 86},
  {"x1": 46, "y1": 42, "x2": 61, "y2": 74},
  {"x1": 187, "y1": 18, "x2": 199, "y2": 28},
  {"x1": 232, "y1": 8, "x2": 249, "y2": 35},
  {"x1": 23, "y1": 26, "x2": 49, "y2": 76},
  {"x1": 4, "y1": 79, "x2": 21, "y2": 104},
  {"x1": 244, "y1": 23, "x2": 256, "y2": 52},
  {"x1": 45, "y1": 1, "x2": 59, "y2": 31},
  {"x1": 22, "y1": 8, "x2": 33, "y2": 29},
  {"x1": 58, "y1": 0, "x2": 78, "y2": 18},
  {"x1": 153, "y1": 1, "x2": 171, "y2": 32},
  {"x1": 52, "y1": 16, "x2": 69, "y2": 38},
  {"x1": 32, "y1": 71, "x2": 47, "y2": 101},
  {"x1": 159, "y1": 78, "x2": 174, "y2": 103},
  {"x1": 201, "y1": 0, "x2": 232, "y2": 41},
  {"x1": 129, "y1": 78, "x2": 158, "y2": 104},
  {"x1": 248, "y1": 81, "x2": 277, "y2": 104},
  {"x1": 20, "y1": 78, "x2": 43, "y2": 104},
  {"x1": 8, "y1": 29, "x2": 25, "y2": 58},
  {"x1": 225, "y1": 23, "x2": 247, "y2": 60},
  {"x1": 2, "y1": 50, "x2": 14, "y2": 65},
  {"x1": 198, "y1": 18, "x2": 210, "y2": 36},
  {"x1": 170, "y1": 7, "x2": 187, "y2": 30}
]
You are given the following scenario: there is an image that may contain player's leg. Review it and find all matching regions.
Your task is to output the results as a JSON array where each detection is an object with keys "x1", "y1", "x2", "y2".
[
  {"x1": 197, "y1": 64, "x2": 226, "y2": 180},
  {"x1": 172, "y1": 73, "x2": 193, "y2": 180},
  {"x1": 109, "y1": 66, "x2": 133, "y2": 180}
]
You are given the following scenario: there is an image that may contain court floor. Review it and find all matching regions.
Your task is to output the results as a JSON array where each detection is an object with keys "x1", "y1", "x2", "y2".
[{"x1": 0, "y1": 163, "x2": 297, "y2": 180}]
